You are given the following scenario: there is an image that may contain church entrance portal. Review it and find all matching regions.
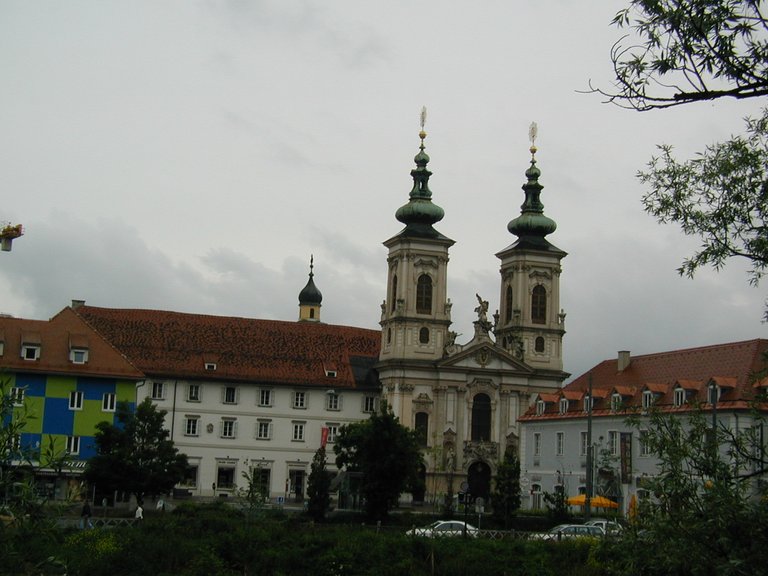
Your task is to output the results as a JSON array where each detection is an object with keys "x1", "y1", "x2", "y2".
[{"x1": 467, "y1": 461, "x2": 491, "y2": 502}]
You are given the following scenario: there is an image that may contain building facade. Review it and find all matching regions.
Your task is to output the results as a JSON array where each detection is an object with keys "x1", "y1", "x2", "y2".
[
  {"x1": 74, "y1": 291, "x2": 381, "y2": 502},
  {"x1": 0, "y1": 307, "x2": 143, "y2": 500},
  {"x1": 519, "y1": 339, "x2": 768, "y2": 513},
  {"x1": 377, "y1": 128, "x2": 569, "y2": 505}
]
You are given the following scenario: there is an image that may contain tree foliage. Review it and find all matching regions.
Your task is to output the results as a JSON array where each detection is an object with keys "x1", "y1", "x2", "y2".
[
  {"x1": 593, "y1": 0, "x2": 768, "y2": 110},
  {"x1": 640, "y1": 108, "x2": 768, "y2": 287},
  {"x1": 491, "y1": 447, "x2": 522, "y2": 528},
  {"x1": 85, "y1": 398, "x2": 187, "y2": 503},
  {"x1": 333, "y1": 403, "x2": 423, "y2": 521},
  {"x1": 601, "y1": 407, "x2": 768, "y2": 575},
  {"x1": 306, "y1": 446, "x2": 332, "y2": 521}
]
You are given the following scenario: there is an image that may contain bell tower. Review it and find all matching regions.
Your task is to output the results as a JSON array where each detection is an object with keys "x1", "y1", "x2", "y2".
[
  {"x1": 298, "y1": 255, "x2": 322, "y2": 322},
  {"x1": 495, "y1": 125, "x2": 566, "y2": 372},
  {"x1": 379, "y1": 110, "x2": 454, "y2": 362}
]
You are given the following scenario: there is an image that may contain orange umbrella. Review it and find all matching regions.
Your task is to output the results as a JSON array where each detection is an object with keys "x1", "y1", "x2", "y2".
[{"x1": 566, "y1": 494, "x2": 619, "y2": 509}]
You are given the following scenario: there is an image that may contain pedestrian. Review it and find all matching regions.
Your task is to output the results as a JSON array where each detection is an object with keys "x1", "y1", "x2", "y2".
[
  {"x1": 81, "y1": 500, "x2": 93, "y2": 529},
  {"x1": 135, "y1": 502, "x2": 144, "y2": 521}
]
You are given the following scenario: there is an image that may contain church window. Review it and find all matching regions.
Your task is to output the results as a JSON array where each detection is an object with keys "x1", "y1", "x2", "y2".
[
  {"x1": 535, "y1": 337, "x2": 545, "y2": 352},
  {"x1": 419, "y1": 327, "x2": 430, "y2": 344},
  {"x1": 416, "y1": 274, "x2": 432, "y2": 314},
  {"x1": 391, "y1": 275, "x2": 398, "y2": 311},
  {"x1": 532, "y1": 285, "x2": 546, "y2": 324},
  {"x1": 505, "y1": 285, "x2": 513, "y2": 323},
  {"x1": 471, "y1": 393, "x2": 491, "y2": 442},
  {"x1": 387, "y1": 328, "x2": 392, "y2": 344},
  {"x1": 415, "y1": 412, "x2": 429, "y2": 447}
]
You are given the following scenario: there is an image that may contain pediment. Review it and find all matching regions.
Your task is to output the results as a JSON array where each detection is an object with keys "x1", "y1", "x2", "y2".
[{"x1": 439, "y1": 342, "x2": 533, "y2": 374}]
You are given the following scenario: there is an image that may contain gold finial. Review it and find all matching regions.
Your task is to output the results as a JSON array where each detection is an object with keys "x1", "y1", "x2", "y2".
[
  {"x1": 528, "y1": 121, "x2": 538, "y2": 158},
  {"x1": 419, "y1": 106, "x2": 427, "y2": 142}
]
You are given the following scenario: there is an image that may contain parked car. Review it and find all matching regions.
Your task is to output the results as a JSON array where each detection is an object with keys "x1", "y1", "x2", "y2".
[
  {"x1": 584, "y1": 519, "x2": 623, "y2": 535},
  {"x1": 406, "y1": 520, "x2": 478, "y2": 538},
  {"x1": 530, "y1": 524, "x2": 605, "y2": 541}
]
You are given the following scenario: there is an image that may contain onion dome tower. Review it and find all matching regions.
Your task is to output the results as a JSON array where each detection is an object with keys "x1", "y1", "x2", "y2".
[
  {"x1": 495, "y1": 124, "x2": 566, "y2": 371},
  {"x1": 298, "y1": 255, "x2": 322, "y2": 322},
  {"x1": 379, "y1": 108, "x2": 454, "y2": 362}
]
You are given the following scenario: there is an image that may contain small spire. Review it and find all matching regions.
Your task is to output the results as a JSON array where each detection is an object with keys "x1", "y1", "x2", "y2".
[
  {"x1": 394, "y1": 107, "x2": 445, "y2": 233},
  {"x1": 507, "y1": 123, "x2": 557, "y2": 244}
]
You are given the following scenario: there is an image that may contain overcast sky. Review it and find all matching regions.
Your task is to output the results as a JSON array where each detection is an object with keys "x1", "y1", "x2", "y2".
[{"x1": 1, "y1": 1, "x2": 765, "y2": 382}]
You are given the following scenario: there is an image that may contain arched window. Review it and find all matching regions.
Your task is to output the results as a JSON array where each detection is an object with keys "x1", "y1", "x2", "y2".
[
  {"x1": 535, "y1": 336, "x2": 545, "y2": 352},
  {"x1": 505, "y1": 285, "x2": 513, "y2": 322},
  {"x1": 415, "y1": 412, "x2": 429, "y2": 447},
  {"x1": 391, "y1": 275, "x2": 398, "y2": 312},
  {"x1": 471, "y1": 393, "x2": 491, "y2": 442},
  {"x1": 416, "y1": 274, "x2": 432, "y2": 314},
  {"x1": 387, "y1": 327, "x2": 392, "y2": 344},
  {"x1": 532, "y1": 285, "x2": 546, "y2": 324},
  {"x1": 419, "y1": 327, "x2": 430, "y2": 344}
]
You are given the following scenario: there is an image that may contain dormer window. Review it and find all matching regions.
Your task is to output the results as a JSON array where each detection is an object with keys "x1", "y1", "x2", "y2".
[
  {"x1": 536, "y1": 399, "x2": 546, "y2": 415},
  {"x1": 21, "y1": 344, "x2": 40, "y2": 361},
  {"x1": 610, "y1": 393, "x2": 622, "y2": 412},
  {"x1": 205, "y1": 362, "x2": 217, "y2": 371},
  {"x1": 70, "y1": 348, "x2": 89, "y2": 364},
  {"x1": 583, "y1": 394, "x2": 593, "y2": 412},
  {"x1": 708, "y1": 384, "x2": 721, "y2": 404},
  {"x1": 325, "y1": 369, "x2": 337, "y2": 378},
  {"x1": 642, "y1": 390, "x2": 655, "y2": 410},
  {"x1": 559, "y1": 397, "x2": 569, "y2": 414},
  {"x1": 673, "y1": 387, "x2": 686, "y2": 407}
]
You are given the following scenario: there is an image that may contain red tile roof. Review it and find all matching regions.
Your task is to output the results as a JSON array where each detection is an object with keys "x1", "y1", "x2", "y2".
[
  {"x1": 0, "y1": 308, "x2": 144, "y2": 379},
  {"x1": 521, "y1": 339, "x2": 768, "y2": 420},
  {"x1": 75, "y1": 306, "x2": 382, "y2": 389}
]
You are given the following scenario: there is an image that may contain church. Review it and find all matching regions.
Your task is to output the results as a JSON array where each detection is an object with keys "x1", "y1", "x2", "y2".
[{"x1": 377, "y1": 123, "x2": 569, "y2": 504}]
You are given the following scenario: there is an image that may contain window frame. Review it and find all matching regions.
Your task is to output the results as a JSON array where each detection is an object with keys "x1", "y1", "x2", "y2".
[
  {"x1": 292, "y1": 421, "x2": 306, "y2": 442},
  {"x1": 416, "y1": 274, "x2": 433, "y2": 314},
  {"x1": 68, "y1": 390, "x2": 84, "y2": 411},
  {"x1": 184, "y1": 416, "x2": 200, "y2": 437},
  {"x1": 580, "y1": 431, "x2": 588, "y2": 456},
  {"x1": 642, "y1": 390, "x2": 654, "y2": 410},
  {"x1": 220, "y1": 418, "x2": 237, "y2": 439},
  {"x1": 259, "y1": 388, "x2": 273, "y2": 407},
  {"x1": 292, "y1": 391, "x2": 307, "y2": 409},
  {"x1": 256, "y1": 419, "x2": 272, "y2": 440},
  {"x1": 556, "y1": 431, "x2": 564, "y2": 456},
  {"x1": 611, "y1": 393, "x2": 622, "y2": 412},
  {"x1": 66, "y1": 436, "x2": 80, "y2": 455},
  {"x1": 559, "y1": 397, "x2": 568, "y2": 414},
  {"x1": 69, "y1": 348, "x2": 89, "y2": 364},
  {"x1": 608, "y1": 430, "x2": 619, "y2": 456},
  {"x1": 10, "y1": 387, "x2": 25, "y2": 406},
  {"x1": 21, "y1": 345, "x2": 40, "y2": 361},
  {"x1": 187, "y1": 384, "x2": 201, "y2": 403},
  {"x1": 531, "y1": 285, "x2": 547, "y2": 324},
  {"x1": 151, "y1": 381, "x2": 165, "y2": 400},
  {"x1": 363, "y1": 395, "x2": 378, "y2": 413},
  {"x1": 673, "y1": 387, "x2": 686, "y2": 407},
  {"x1": 326, "y1": 393, "x2": 341, "y2": 411},
  {"x1": 533, "y1": 432, "x2": 541, "y2": 456},
  {"x1": 102, "y1": 392, "x2": 116, "y2": 412},
  {"x1": 222, "y1": 386, "x2": 239, "y2": 405}
]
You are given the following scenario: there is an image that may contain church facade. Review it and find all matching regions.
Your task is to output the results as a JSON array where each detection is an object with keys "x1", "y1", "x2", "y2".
[{"x1": 377, "y1": 126, "x2": 569, "y2": 504}]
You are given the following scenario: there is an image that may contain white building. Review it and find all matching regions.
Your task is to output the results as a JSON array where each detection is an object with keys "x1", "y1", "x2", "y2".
[
  {"x1": 519, "y1": 340, "x2": 768, "y2": 513},
  {"x1": 73, "y1": 269, "x2": 381, "y2": 503}
]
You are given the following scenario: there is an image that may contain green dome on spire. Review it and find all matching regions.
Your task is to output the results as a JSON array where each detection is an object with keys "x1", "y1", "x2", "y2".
[
  {"x1": 395, "y1": 130, "x2": 445, "y2": 234},
  {"x1": 507, "y1": 148, "x2": 557, "y2": 246}
]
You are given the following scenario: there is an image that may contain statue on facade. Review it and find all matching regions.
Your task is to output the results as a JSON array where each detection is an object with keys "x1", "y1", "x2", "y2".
[{"x1": 474, "y1": 293, "x2": 493, "y2": 333}]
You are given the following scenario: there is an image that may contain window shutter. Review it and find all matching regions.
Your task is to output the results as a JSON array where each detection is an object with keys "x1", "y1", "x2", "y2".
[
  {"x1": 233, "y1": 421, "x2": 238, "y2": 438},
  {"x1": 338, "y1": 394, "x2": 343, "y2": 411}
]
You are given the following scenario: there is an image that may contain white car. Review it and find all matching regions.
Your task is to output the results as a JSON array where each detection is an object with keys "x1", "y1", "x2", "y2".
[
  {"x1": 406, "y1": 520, "x2": 478, "y2": 538},
  {"x1": 584, "y1": 519, "x2": 623, "y2": 535}
]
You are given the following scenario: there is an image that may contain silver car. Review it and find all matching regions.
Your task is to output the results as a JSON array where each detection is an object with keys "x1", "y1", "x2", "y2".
[
  {"x1": 406, "y1": 520, "x2": 478, "y2": 538},
  {"x1": 532, "y1": 524, "x2": 605, "y2": 541}
]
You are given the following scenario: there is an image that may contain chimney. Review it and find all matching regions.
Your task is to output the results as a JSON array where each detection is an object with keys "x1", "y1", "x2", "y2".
[
  {"x1": 618, "y1": 350, "x2": 631, "y2": 372},
  {"x1": 71, "y1": 299, "x2": 85, "y2": 309}
]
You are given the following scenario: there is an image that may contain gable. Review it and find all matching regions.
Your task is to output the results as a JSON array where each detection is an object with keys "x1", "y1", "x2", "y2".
[{"x1": 438, "y1": 342, "x2": 534, "y2": 374}]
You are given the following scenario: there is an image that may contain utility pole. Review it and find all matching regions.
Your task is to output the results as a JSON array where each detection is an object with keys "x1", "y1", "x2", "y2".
[{"x1": 585, "y1": 372, "x2": 593, "y2": 521}]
